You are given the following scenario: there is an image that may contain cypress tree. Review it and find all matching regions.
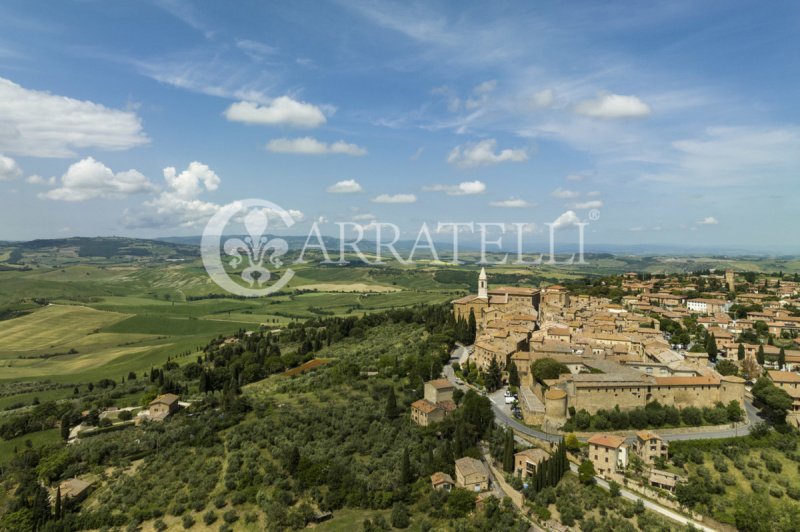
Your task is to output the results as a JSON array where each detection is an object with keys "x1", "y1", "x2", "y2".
[
  {"x1": 706, "y1": 333, "x2": 718, "y2": 362},
  {"x1": 400, "y1": 447, "x2": 412, "y2": 485},
  {"x1": 54, "y1": 486, "x2": 61, "y2": 519},
  {"x1": 778, "y1": 347, "x2": 786, "y2": 369},
  {"x1": 385, "y1": 387, "x2": 398, "y2": 420},
  {"x1": 737, "y1": 343, "x2": 745, "y2": 361},
  {"x1": 508, "y1": 362, "x2": 520, "y2": 388},
  {"x1": 757, "y1": 344, "x2": 765, "y2": 365},
  {"x1": 468, "y1": 309, "x2": 477, "y2": 344},
  {"x1": 60, "y1": 414, "x2": 71, "y2": 441},
  {"x1": 502, "y1": 430, "x2": 515, "y2": 473}
]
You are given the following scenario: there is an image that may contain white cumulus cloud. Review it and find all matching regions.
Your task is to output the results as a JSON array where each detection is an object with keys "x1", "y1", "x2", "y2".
[
  {"x1": 26, "y1": 175, "x2": 55, "y2": 185},
  {"x1": 549, "y1": 210, "x2": 581, "y2": 230},
  {"x1": 531, "y1": 88, "x2": 555, "y2": 108},
  {"x1": 551, "y1": 187, "x2": 579, "y2": 199},
  {"x1": 266, "y1": 137, "x2": 367, "y2": 156},
  {"x1": 447, "y1": 139, "x2": 528, "y2": 168},
  {"x1": 0, "y1": 77, "x2": 148, "y2": 157},
  {"x1": 0, "y1": 154, "x2": 22, "y2": 181},
  {"x1": 489, "y1": 197, "x2": 531, "y2": 208},
  {"x1": 423, "y1": 180, "x2": 486, "y2": 195},
  {"x1": 327, "y1": 179, "x2": 363, "y2": 193},
  {"x1": 697, "y1": 216, "x2": 719, "y2": 225},
  {"x1": 41, "y1": 157, "x2": 157, "y2": 201},
  {"x1": 575, "y1": 93, "x2": 652, "y2": 119},
  {"x1": 224, "y1": 97, "x2": 327, "y2": 128},
  {"x1": 372, "y1": 193, "x2": 416, "y2": 204},
  {"x1": 123, "y1": 162, "x2": 222, "y2": 228},
  {"x1": 570, "y1": 200, "x2": 603, "y2": 209}
]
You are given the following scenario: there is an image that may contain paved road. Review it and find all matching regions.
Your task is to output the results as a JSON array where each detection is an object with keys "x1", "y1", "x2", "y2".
[{"x1": 569, "y1": 463, "x2": 716, "y2": 531}]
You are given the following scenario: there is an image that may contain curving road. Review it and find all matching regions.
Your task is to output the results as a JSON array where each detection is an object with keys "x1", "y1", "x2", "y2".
[{"x1": 446, "y1": 345, "x2": 762, "y2": 444}]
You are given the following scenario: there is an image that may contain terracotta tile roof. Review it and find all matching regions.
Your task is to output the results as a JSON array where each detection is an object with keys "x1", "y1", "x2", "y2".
[
  {"x1": 150, "y1": 393, "x2": 179, "y2": 406},
  {"x1": 411, "y1": 399, "x2": 441, "y2": 414},
  {"x1": 490, "y1": 286, "x2": 538, "y2": 296},
  {"x1": 768, "y1": 371, "x2": 800, "y2": 384},
  {"x1": 452, "y1": 295, "x2": 483, "y2": 304},
  {"x1": 430, "y1": 472, "x2": 454, "y2": 486},
  {"x1": 653, "y1": 376, "x2": 720, "y2": 386},
  {"x1": 455, "y1": 457, "x2": 488, "y2": 477},
  {"x1": 438, "y1": 400, "x2": 457, "y2": 412},
  {"x1": 515, "y1": 448, "x2": 549, "y2": 464},
  {"x1": 636, "y1": 430, "x2": 662, "y2": 441},
  {"x1": 427, "y1": 379, "x2": 454, "y2": 390},
  {"x1": 588, "y1": 434, "x2": 626, "y2": 448}
]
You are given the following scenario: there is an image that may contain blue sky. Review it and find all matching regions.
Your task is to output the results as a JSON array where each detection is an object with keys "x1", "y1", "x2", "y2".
[{"x1": 0, "y1": 0, "x2": 798, "y2": 250}]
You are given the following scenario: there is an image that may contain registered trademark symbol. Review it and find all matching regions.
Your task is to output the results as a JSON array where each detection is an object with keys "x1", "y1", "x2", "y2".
[{"x1": 589, "y1": 209, "x2": 600, "y2": 221}]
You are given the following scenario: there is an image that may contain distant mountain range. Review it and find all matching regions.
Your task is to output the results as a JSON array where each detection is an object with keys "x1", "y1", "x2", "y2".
[{"x1": 0, "y1": 235, "x2": 797, "y2": 261}]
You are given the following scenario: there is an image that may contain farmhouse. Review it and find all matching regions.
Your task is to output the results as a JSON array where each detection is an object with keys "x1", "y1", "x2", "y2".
[
  {"x1": 632, "y1": 431, "x2": 668, "y2": 465},
  {"x1": 148, "y1": 393, "x2": 180, "y2": 421},
  {"x1": 514, "y1": 448, "x2": 550, "y2": 479},
  {"x1": 410, "y1": 399, "x2": 445, "y2": 426},
  {"x1": 455, "y1": 457, "x2": 490, "y2": 492},
  {"x1": 430, "y1": 472, "x2": 455, "y2": 491},
  {"x1": 587, "y1": 434, "x2": 628, "y2": 477}
]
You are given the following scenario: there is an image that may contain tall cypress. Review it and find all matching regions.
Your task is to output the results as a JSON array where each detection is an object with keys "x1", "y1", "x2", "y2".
[
  {"x1": 385, "y1": 387, "x2": 398, "y2": 420},
  {"x1": 468, "y1": 309, "x2": 477, "y2": 344},
  {"x1": 502, "y1": 429, "x2": 515, "y2": 473},
  {"x1": 54, "y1": 486, "x2": 61, "y2": 519},
  {"x1": 400, "y1": 447, "x2": 412, "y2": 485}
]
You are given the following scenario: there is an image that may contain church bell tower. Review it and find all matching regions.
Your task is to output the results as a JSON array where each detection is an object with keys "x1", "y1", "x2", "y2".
[{"x1": 478, "y1": 267, "x2": 488, "y2": 299}]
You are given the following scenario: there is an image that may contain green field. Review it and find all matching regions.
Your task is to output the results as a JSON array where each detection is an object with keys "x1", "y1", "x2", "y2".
[{"x1": 1, "y1": 236, "x2": 799, "y2": 420}]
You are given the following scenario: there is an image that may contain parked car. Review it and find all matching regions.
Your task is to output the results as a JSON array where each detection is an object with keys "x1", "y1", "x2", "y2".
[{"x1": 505, "y1": 395, "x2": 515, "y2": 404}]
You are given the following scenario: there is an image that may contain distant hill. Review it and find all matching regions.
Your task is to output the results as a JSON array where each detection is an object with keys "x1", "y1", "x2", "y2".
[{"x1": 0, "y1": 236, "x2": 198, "y2": 264}]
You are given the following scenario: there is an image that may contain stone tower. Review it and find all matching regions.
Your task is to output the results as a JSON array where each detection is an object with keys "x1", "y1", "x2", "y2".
[
  {"x1": 478, "y1": 267, "x2": 488, "y2": 299},
  {"x1": 725, "y1": 270, "x2": 735, "y2": 292}
]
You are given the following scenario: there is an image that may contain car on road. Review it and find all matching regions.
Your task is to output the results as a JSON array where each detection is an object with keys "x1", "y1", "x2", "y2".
[{"x1": 455, "y1": 379, "x2": 464, "y2": 385}]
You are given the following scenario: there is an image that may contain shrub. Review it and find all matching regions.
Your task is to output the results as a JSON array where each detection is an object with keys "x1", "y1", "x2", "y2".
[
  {"x1": 182, "y1": 514, "x2": 195, "y2": 529},
  {"x1": 203, "y1": 511, "x2": 218, "y2": 525},
  {"x1": 391, "y1": 502, "x2": 410, "y2": 529},
  {"x1": 223, "y1": 510, "x2": 238, "y2": 524},
  {"x1": 769, "y1": 485, "x2": 784, "y2": 498},
  {"x1": 681, "y1": 407, "x2": 703, "y2": 426}
]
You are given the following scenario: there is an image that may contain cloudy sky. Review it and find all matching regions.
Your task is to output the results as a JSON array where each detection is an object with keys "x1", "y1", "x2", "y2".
[{"x1": 0, "y1": 0, "x2": 798, "y2": 249}]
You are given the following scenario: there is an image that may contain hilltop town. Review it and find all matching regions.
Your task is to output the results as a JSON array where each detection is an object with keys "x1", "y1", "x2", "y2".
[{"x1": 449, "y1": 268, "x2": 799, "y2": 431}]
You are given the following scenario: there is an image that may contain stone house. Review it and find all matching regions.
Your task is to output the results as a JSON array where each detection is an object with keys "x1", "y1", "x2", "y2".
[
  {"x1": 455, "y1": 457, "x2": 489, "y2": 492},
  {"x1": 148, "y1": 393, "x2": 179, "y2": 421},
  {"x1": 410, "y1": 399, "x2": 445, "y2": 426},
  {"x1": 587, "y1": 434, "x2": 628, "y2": 477},
  {"x1": 430, "y1": 472, "x2": 454, "y2": 491},
  {"x1": 514, "y1": 448, "x2": 550, "y2": 479},
  {"x1": 632, "y1": 431, "x2": 668, "y2": 465}
]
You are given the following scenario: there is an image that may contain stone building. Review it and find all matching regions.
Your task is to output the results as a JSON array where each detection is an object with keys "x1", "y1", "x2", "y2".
[
  {"x1": 148, "y1": 393, "x2": 179, "y2": 421},
  {"x1": 455, "y1": 457, "x2": 490, "y2": 492},
  {"x1": 514, "y1": 448, "x2": 550, "y2": 479},
  {"x1": 632, "y1": 431, "x2": 668, "y2": 465},
  {"x1": 410, "y1": 399, "x2": 445, "y2": 426},
  {"x1": 587, "y1": 434, "x2": 628, "y2": 477}
]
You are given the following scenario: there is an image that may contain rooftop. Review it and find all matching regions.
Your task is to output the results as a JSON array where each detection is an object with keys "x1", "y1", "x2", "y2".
[{"x1": 588, "y1": 434, "x2": 627, "y2": 449}]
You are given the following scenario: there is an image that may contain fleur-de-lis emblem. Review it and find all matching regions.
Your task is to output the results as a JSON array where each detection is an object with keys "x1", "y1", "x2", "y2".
[{"x1": 222, "y1": 209, "x2": 289, "y2": 287}]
